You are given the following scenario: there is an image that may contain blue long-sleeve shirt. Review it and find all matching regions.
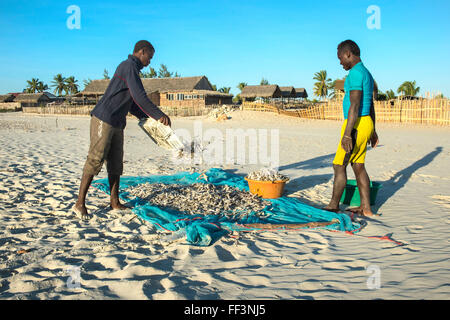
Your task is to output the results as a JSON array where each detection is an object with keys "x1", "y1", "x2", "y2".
[{"x1": 91, "y1": 55, "x2": 166, "y2": 129}]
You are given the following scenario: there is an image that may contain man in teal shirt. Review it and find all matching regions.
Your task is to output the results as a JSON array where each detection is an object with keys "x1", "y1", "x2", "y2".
[{"x1": 324, "y1": 40, "x2": 379, "y2": 216}]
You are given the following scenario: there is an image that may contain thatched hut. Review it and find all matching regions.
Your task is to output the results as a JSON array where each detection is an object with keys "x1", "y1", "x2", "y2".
[
  {"x1": 279, "y1": 86, "x2": 296, "y2": 99},
  {"x1": 334, "y1": 80, "x2": 345, "y2": 94},
  {"x1": 14, "y1": 92, "x2": 59, "y2": 107},
  {"x1": 0, "y1": 94, "x2": 15, "y2": 103},
  {"x1": 77, "y1": 76, "x2": 233, "y2": 107},
  {"x1": 240, "y1": 85, "x2": 282, "y2": 102},
  {"x1": 295, "y1": 88, "x2": 308, "y2": 99},
  {"x1": 334, "y1": 78, "x2": 379, "y2": 100}
]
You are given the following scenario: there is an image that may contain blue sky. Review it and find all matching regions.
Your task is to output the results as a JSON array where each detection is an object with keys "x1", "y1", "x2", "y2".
[{"x1": 1, "y1": 0, "x2": 449, "y2": 97}]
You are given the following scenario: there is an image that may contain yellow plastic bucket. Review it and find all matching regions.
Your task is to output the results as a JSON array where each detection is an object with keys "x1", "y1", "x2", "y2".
[{"x1": 245, "y1": 177, "x2": 287, "y2": 199}]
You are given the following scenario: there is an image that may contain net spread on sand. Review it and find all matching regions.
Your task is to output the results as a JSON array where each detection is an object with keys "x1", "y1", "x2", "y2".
[
  {"x1": 126, "y1": 182, "x2": 271, "y2": 219},
  {"x1": 92, "y1": 168, "x2": 362, "y2": 246}
]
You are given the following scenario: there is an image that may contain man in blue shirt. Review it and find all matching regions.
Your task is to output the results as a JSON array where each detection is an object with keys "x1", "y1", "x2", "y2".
[
  {"x1": 324, "y1": 40, "x2": 379, "y2": 217},
  {"x1": 73, "y1": 40, "x2": 171, "y2": 220}
]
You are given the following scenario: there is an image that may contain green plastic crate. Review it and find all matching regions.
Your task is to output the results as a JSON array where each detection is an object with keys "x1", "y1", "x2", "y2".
[{"x1": 340, "y1": 179, "x2": 382, "y2": 206}]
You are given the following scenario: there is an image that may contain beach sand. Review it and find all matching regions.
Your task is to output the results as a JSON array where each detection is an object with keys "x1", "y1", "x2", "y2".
[{"x1": 0, "y1": 110, "x2": 449, "y2": 300}]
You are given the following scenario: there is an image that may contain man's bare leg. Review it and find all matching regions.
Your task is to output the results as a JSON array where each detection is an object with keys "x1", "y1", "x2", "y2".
[
  {"x1": 108, "y1": 174, "x2": 128, "y2": 210},
  {"x1": 74, "y1": 173, "x2": 94, "y2": 220},
  {"x1": 348, "y1": 163, "x2": 373, "y2": 216},
  {"x1": 324, "y1": 164, "x2": 348, "y2": 213}
]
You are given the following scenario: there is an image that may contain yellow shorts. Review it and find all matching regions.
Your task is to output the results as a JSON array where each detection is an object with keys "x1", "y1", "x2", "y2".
[{"x1": 333, "y1": 116, "x2": 374, "y2": 166}]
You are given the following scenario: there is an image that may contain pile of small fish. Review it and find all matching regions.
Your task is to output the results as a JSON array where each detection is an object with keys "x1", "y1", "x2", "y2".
[
  {"x1": 126, "y1": 182, "x2": 272, "y2": 220},
  {"x1": 246, "y1": 168, "x2": 290, "y2": 182}
]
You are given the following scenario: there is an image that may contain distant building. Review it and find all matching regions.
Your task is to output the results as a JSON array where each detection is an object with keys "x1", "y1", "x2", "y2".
[
  {"x1": 334, "y1": 78, "x2": 379, "y2": 100},
  {"x1": 279, "y1": 86, "x2": 296, "y2": 100},
  {"x1": 294, "y1": 88, "x2": 308, "y2": 99},
  {"x1": 334, "y1": 79, "x2": 346, "y2": 99},
  {"x1": 240, "y1": 85, "x2": 282, "y2": 102},
  {"x1": 0, "y1": 94, "x2": 15, "y2": 103},
  {"x1": 76, "y1": 76, "x2": 233, "y2": 107},
  {"x1": 14, "y1": 92, "x2": 59, "y2": 107}
]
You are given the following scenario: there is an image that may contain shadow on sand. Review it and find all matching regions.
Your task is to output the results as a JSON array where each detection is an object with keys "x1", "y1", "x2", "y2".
[
  {"x1": 279, "y1": 153, "x2": 335, "y2": 197},
  {"x1": 279, "y1": 147, "x2": 443, "y2": 213},
  {"x1": 375, "y1": 146, "x2": 443, "y2": 209}
]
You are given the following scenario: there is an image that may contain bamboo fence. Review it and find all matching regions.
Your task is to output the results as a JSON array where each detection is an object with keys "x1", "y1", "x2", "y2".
[
  {"x1": 0, "y1": 102, "x2": 22, "y2": 112},
  {"x1": 242, "y1": 98, "x2": 450, "y2": 125},
  {"x1": 22, "y1": 105, "x2": 95, "y2": 115},
  {"x1": 22, "y1": 104, "x2": 211, "y2": 117}
]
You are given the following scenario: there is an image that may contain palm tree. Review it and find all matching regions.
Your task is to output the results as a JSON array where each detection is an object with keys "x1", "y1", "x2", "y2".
[
  {"x1": 25, "y1": 78, "x2": 40, "y2": 93},
  {"x1": 313, "y1": 70, "x2": 332, "y2": 100},
  {"x1": 51, "y1": 74, "x2": 66, "y2": 96},
  {"x1": 218, "y1": 87, "x2": 231, "y2": 93},
  {"x1": 65, "y1": 76, "x2": 79, "y2": 95},
  {"x1": 386, "y1": 89, "x2": 396, "y2": 100},
  {"x1": 211, "y1": 84, "x2": 217, "y2": 91},
  {"x1": 237, "y1": 82, "x2": 247, "y2": 91},
  {"x1": 36, "y1": 81, "x2": 48, "y2": 93},
  {"x1": 103, "y1": 69, "x2": 110, "y2": 80},
  {"x1": 397, "y1": 81, "x2": 420, "y2": 97},
  {"x1": 260, "y1": 78, "x2": 269, "y2": 85}
]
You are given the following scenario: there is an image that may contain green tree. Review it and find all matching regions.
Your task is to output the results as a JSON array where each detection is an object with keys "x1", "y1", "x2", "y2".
[
  {"x1": 140, "y1": 67, "x2": 157, "y2": 78},
  {"x1": 211, "y1": 84, "x2": 217, "y2": 91},
  {"x1": 158, "y1": 64, "x2": 172, "y2": 78},
  {"x1": 260, "y1": 78, "x2": 269, "y2": 85},
  {"x1": 103, "y1": 69, "x2": 110, "y2": 80},
  {"x1": 234, "y1": 82, "x2": 247, "y2": 103},
  {"x1": 51, "y1": 74, "x2": 67, "y2": 96},
  {"x1": 386, "y1": 89, "x2": 396, "y2": 100},
  {"x1": 397, "y1": 81, "x2": 420, "y2": 96},
  {"x1": 218, "y1": 87, "x2": 231, "y2": 93},
  {"x1": 313, "y1": 70, "x2": 332, "y2": 100},
  {"x1": 37, "y1": 81, "x2": 48, "y2": 93},
  {"x1": 237, "y1": 82, "x2": 247, "y2": 91},
  {"x1": 376, "y1": 92, "x2": 388, "y2": 101},
  {"x1": 25, "y1": 78, "x2": 40, "y2": 93},
  {"x1": 65, "y1": 76, "x2": 79, "y2": 95}
]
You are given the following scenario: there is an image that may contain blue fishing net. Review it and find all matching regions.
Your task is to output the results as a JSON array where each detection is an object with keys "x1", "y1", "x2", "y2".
[{"x1": 92, "y1": 168, "x2": 361, "y2": 246}]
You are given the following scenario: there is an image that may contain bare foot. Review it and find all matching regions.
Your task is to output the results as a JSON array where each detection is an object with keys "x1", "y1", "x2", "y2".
[
  {"x1": 346, "y1": 206, "x2": 363, "y2": 213},
  {"x1": 322, "y1": 205, "x2": 341, "y2": 213},
  {"x1": 346, "y1": 206, "x2": 374, "y2": 217},
  {"x1": 73, "y1": 202, "x2": 92, "y2": 221},
  {"x1": 110, "y1": 201, "x2": 129, "y2": 211}
]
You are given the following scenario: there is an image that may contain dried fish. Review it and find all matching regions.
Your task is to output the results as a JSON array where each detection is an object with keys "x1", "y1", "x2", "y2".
[
  {"x1": 246, "y1": 168, "x2": 289, "y2": 182},
  {"x1": 126, "y1": 182, "x2": 272, "y2": 220}
]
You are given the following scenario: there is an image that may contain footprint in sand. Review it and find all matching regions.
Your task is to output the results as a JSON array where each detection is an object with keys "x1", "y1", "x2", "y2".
[{"x1": 405, "y1": 225, "x2": 424, "y2": 234}]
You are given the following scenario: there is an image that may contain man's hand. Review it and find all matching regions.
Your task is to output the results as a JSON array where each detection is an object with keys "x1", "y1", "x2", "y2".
[
  {"x1": 370, "y1": 130, "x2": 379, "y2": 148},
  {"x1": 158, "y1": 115, "x2": 171, "y2": 127},
  {"x1": 341, "y1": 135, "x2": 353, "y2": 154}
]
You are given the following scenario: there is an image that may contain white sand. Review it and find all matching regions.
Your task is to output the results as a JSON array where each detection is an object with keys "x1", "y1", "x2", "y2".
[{"x1": 0, "y1": 111, "x2": 449, "y2": 300}]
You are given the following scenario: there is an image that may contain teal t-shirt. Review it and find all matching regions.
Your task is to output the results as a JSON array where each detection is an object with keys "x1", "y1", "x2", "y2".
[{"x1": 342, "y1": 62, "x2": 374, "y2": 119}]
